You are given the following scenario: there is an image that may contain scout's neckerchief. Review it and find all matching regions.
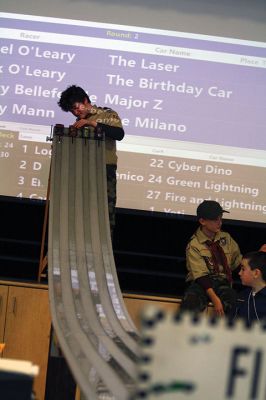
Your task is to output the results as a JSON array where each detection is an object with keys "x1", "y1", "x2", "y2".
[{"x1": 205, "y1": 240, "x2": 232, "y2": 283}]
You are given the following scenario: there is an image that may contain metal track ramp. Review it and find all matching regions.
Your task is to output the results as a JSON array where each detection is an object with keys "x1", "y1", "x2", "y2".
[{"x1": 48, "y1": 134, "x2": 139, "y2": 399}]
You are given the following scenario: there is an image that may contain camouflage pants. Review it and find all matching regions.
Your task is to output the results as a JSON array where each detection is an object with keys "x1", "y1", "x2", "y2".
[
  {"x1": 106, "y1": 164, "x2": 117, "y2": 241},
  {"x1": 180, "y1": 277, "x2": 237, "y2": 315}
]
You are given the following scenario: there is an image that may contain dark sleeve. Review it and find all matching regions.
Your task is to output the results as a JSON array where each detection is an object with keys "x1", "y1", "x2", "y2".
[
  {"x1": 234, "y1": 290, "x2": 248, "y2": 320},
  {"x1": 195, "y1": 275, "x2": 213, "y2": 290},
  {"x1": 97, "y1": 123, "x2": 124, "y2": 141}
]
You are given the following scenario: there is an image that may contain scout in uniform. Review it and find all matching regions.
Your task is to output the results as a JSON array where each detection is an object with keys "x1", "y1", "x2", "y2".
[
  {"x1": 58, "y1": 85, "x2": 125, "y2": 239},
  {"x1": 181, "y1": 200, "x2": 242, "y2": 316}
]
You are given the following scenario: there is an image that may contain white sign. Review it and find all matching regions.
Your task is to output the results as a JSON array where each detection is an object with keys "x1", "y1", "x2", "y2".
[{"x1": 136, "y1": 307, "x2": 266, "y2": 399}]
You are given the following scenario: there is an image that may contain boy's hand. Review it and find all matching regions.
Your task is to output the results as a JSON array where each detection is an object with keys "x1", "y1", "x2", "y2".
[
  {"x1": 212, "y1": 296, "x2": 224, "y2": 316},
  {"x1": 207, "y1": 288, "x2": 225, "y2": 316},
  {"x1": 73, "y1": 119, "x2": 97, "y2": 129}
]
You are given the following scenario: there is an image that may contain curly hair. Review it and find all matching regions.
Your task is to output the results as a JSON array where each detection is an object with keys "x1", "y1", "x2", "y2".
[{"x1": 58, "y1": 85, "x2": 90, "y2": 111}]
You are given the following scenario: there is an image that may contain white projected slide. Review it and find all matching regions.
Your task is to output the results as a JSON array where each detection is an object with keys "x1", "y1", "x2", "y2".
[{"x1": 0, "y1": 12, "x2": 266, "y2": 223}]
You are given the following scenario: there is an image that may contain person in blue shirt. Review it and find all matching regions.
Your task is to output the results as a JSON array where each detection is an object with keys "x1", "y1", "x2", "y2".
[{"x1": 235, "y1": 251, "x2": 266, "y2": 324}]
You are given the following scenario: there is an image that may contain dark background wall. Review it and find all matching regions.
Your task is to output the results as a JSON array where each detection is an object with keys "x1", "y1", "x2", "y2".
[{"x1": 0, "y1": 195, "x2": 265, "y2": 298}]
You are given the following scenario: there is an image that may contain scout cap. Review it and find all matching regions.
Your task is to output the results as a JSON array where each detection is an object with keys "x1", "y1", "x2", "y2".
[{"x1": 197, "y1": 200, "x2": 229, "y2": 220}]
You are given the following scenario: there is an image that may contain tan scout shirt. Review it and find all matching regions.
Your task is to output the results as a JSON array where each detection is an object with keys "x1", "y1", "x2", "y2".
[
  {"x1": 185, "y1": 227, "x2": 242, "y2": 282},
  {"x1": 86, "y1": 105, "x2": 123, "y2": 165}
]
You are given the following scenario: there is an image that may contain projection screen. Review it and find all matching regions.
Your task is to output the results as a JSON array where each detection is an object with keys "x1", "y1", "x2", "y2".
[{"x1": 0, "y1": 12, "x2": 266, "y2": 223}]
